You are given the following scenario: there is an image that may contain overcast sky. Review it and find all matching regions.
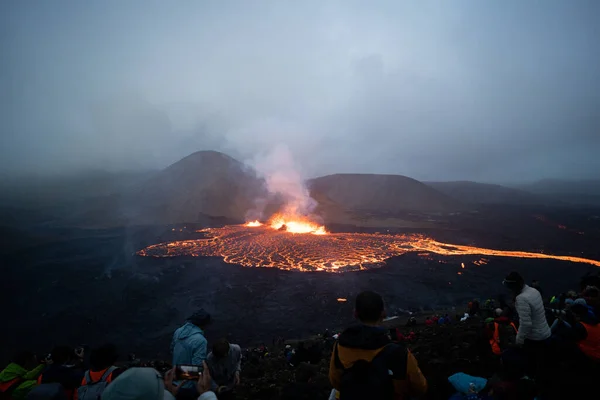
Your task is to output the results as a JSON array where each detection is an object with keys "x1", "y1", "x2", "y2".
[{"x1": 1, "y1": 0, "x2": 599, "y2": 182}]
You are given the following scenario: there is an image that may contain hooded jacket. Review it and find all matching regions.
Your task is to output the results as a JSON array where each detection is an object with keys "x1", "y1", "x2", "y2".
[
  {"x1": 0, "y1": 362, "x2": 45, "y2": 400},
  {"x1": 329, "y1": 325, "x2": 427, "y2": 399},
  {"x1": 171, "y1": 322, "x2": 207, "y2": 389},
  {"x1": 515, "y1": 285, "x2": 551, "y2": 345}
]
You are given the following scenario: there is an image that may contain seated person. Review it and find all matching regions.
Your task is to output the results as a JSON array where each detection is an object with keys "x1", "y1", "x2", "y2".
[
  {"x1": 37, "y1": 346, "x2": 85, "y2": 398},
  {"x1": 206, "y1": 339, "x2": 242, "y2": 395},
  {"x1": 0, "y1": 351, "x2": 45, "y2": 400}
]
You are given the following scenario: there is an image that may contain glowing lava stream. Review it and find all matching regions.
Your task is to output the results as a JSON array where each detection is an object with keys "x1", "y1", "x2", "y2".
[{"x1": 136, "y1": 223, "x2": 600, "y2": 272}]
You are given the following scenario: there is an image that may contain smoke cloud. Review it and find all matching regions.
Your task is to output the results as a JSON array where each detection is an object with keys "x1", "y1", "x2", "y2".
[{"x1": 246, "y1": 144, "x2": 317, "y2": 221}]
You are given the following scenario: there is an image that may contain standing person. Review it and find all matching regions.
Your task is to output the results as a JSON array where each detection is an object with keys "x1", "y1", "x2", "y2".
[
  {"x1": 171, "y1": 309, "x2": 211, "y2": 398},
  {"x1": 502, "y1": 272, "x2": 551, "y2": 394},
  {"x1": 329, "y1": 291, "x2": 427, "y2": 400},
  {"x1": 206, "y1": 339, "x2": 242, "y2": 398},
  {"x1": 0, "y1": 351, "x2": 44, "y2": 400}
]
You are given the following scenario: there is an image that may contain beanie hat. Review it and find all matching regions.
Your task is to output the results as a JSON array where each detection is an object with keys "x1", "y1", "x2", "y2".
[
  {"x1": 503, "y1": 271, "x2": 524, "y2": 285},
  {"x1": 101, "y1": 368, "x2": 175, "y2": 400},
  {"x1": 187, "y1": 309, "x2": 211, "y2": 328}
]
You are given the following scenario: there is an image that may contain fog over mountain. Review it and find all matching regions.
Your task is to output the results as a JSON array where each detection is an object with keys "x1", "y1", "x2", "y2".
[{"x1": 2, "y1": 1, "x2": 599, "y2": 183}]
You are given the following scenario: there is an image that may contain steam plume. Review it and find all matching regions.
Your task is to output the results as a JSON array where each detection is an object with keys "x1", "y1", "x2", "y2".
[{"x1": 246, "y1": 144, "x2": 317, "y2": 220}]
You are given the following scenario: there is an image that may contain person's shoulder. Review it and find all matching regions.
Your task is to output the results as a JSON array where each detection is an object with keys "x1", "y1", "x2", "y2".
[{"x1": 230, "y1": 344, "x2": 241, "y2": 352}]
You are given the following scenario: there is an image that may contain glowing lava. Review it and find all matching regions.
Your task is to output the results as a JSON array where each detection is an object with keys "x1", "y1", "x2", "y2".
[
  {"x1": 137, "y1": 223, "x2": 600, "y2": 272},
  {"x1": 245, "y1": 220, "x2": 262, "y2": 227},
  {"x1": 267, "y1": 213, "x2": 327, "y2": 235}
]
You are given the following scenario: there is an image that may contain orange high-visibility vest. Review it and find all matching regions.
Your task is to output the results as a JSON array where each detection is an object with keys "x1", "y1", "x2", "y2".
[
  {"x1": 578, "y1": 322, "x2": 600, "y2": 361},
  {"x1": 490, "y1": 321, "x2": 518, "y2": 355}
]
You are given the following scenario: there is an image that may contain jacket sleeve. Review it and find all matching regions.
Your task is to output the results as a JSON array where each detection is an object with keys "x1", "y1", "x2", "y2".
[
  {"x1": 406, "y1": 350, "x2": 427, "y2": 397},
  {"x1": 23, "y1": 364, "x2": 45, "y2": 380},
  {"x1": 515, "y1": 295, "x2": 532, "y2": 345},
  {"x1": 191, "y1": 336, "x2": 208, "y2": 366},
  {"x1": 328, "y1": 343, "x2": 342, "y2": 390}
]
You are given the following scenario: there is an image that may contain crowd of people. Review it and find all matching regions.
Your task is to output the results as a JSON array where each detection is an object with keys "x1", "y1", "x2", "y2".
[{"x1": 1, "y1": 270, "x2": 599, "y2": 400}]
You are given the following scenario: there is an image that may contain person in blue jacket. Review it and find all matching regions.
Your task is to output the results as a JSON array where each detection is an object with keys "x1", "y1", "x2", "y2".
[{"x1": 171, "y1": 309, "x2": 211, "y2": 397}]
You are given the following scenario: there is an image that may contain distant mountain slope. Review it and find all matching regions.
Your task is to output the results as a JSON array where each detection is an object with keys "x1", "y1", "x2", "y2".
[
  {"x1": 75, "y1": 151, "x2": 267, "y2": 226},
  {"x1": 308, "y1": 174, "x2": 460, "y2": 213},
  {"x1": 515, "y1": 179, "x2": 600, "y2": 206},
  {"x1": 426, "y1": 181, "x2": 547, "y2": 205}
]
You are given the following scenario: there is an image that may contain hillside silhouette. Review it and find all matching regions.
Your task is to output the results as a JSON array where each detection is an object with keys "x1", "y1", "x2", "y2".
[
  {"x1": 426, "y1": 181, "x2": 547, "y2": 206},
  {"x1": 309, "y1": 174, "x2": 461, "y2": 214}
]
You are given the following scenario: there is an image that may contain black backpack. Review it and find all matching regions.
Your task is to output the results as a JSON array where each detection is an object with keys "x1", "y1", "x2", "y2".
[{"x1": 334, "y1": 343, "x2": 407, "y2": 400}]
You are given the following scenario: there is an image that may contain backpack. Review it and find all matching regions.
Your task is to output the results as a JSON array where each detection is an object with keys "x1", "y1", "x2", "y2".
[
  {"x1": 497, "y1": 323, "x2": 517, "y2": 350},
  {"x1": 26, "y1": 383, "x2": 67, "y2": 400},
  {"x1": 334, "y1": 343, "x2": 407, "y2": 400},
  {"x1": 76, "y1": 367, "x2": 117, "y2": 400}
]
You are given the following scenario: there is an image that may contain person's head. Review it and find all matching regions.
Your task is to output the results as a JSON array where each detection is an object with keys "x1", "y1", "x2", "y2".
[
  {"x1": 90, "y1": 343, "x2": 119, "y2": 371},
  {"x1": 51, "y1": 346, "x2": 74, "y2": 365},
  {"x1": 187, "y1": 309, "x2": 211, "y2": 329},
  {"x1": 101, "y1": 367, "x2": 174, "y2": 400},
  {"x1": 354, "y1": 291, "x2": 385, "y2": 324},
  {"x1": 212, "y1": 339, "x2": 230, "y2": 359},
  {"x1": 12, "y1": 351, "x2": 36, "y2": 368},
  {"x1": 503, "y1": 271, "x2": 525, "y2": 293}
]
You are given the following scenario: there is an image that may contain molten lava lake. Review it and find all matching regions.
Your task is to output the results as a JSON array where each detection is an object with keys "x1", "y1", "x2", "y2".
[{"x1": 137, "y1": 224, "x2": 600, "y2": 272}]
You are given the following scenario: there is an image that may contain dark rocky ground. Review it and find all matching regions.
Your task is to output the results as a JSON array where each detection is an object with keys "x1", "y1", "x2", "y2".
[
  {"x1": 1, "y1": 205, "x2": 599, "y2": 368},
  {"x1": 229, "y1": 317, "x2": 494, "y2": 400}
]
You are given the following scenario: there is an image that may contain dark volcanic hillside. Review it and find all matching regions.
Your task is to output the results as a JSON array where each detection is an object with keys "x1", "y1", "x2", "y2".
[
  {"x1": 426, "y1": 181, "x2": 547, "y2": 206},
  {"x1": 515, "y1": 179, "x2": 600, "y2": 206},
  {"x1": 308, "y1": 174, "x2": 460, "y2": 214},
  {"x1": 75, "y1": 151, "x2": 267, "y2": 226},
  {"x1": 128, "y1": 151, "x2": 266, "y2": 222}
]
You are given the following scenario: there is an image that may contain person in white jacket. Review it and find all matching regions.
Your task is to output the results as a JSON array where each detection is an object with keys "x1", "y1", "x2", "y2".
[
  {"x1": 503, "y1": 271, "x2": 551, "y2": 394},
  {"x1": 503, "y1": 271, "x2": 551, "y2": 345}
]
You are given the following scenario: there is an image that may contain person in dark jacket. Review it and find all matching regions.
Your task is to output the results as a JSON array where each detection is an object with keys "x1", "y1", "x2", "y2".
[
  {"x1": 37, "y1": 346, "x2": 85, "y2": 398},
  {"x1": 329, "y1": 291, "x2": 427, "y2": 399}
]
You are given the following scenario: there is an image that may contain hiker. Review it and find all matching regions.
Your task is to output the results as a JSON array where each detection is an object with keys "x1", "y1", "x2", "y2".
[
  {"x1": 36, "y1": 346, "x2": 85, "y2": 399},
  {"x1": 206, "y1": 338, "x2": 242, "y2": 395},
  {"x1": 171, "y1": 309, "x2": 211, "y2": 396},
  {"x1": 568, "y1": 301, "x2": 600, "y2": 362},
  {"x1": 0, "y1": 351, "x2": 44, "y2": 400},
  {"x1": 503, "y1": 272, "x2": 550, "y2": 346},
  {"x1": 502, "y1": 271, "x2": 551, "y2": 395},
  {"x1": 329, "y1": 290, "x2": 427, "y2": 399},
  {"x1": 582, "y1": 286, "x2": 600, "y2": 316},
  {"x1": 75, "y1": 344, "x2": 123, "y2": 400},
  {"x1": 485, "y1": 309, "x2": 518, "y2": 355}
]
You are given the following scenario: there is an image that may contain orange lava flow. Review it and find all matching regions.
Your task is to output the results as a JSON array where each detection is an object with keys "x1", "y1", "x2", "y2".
[{"x1": 136, "y1": 224, "x2": 600, "y2": 272}]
